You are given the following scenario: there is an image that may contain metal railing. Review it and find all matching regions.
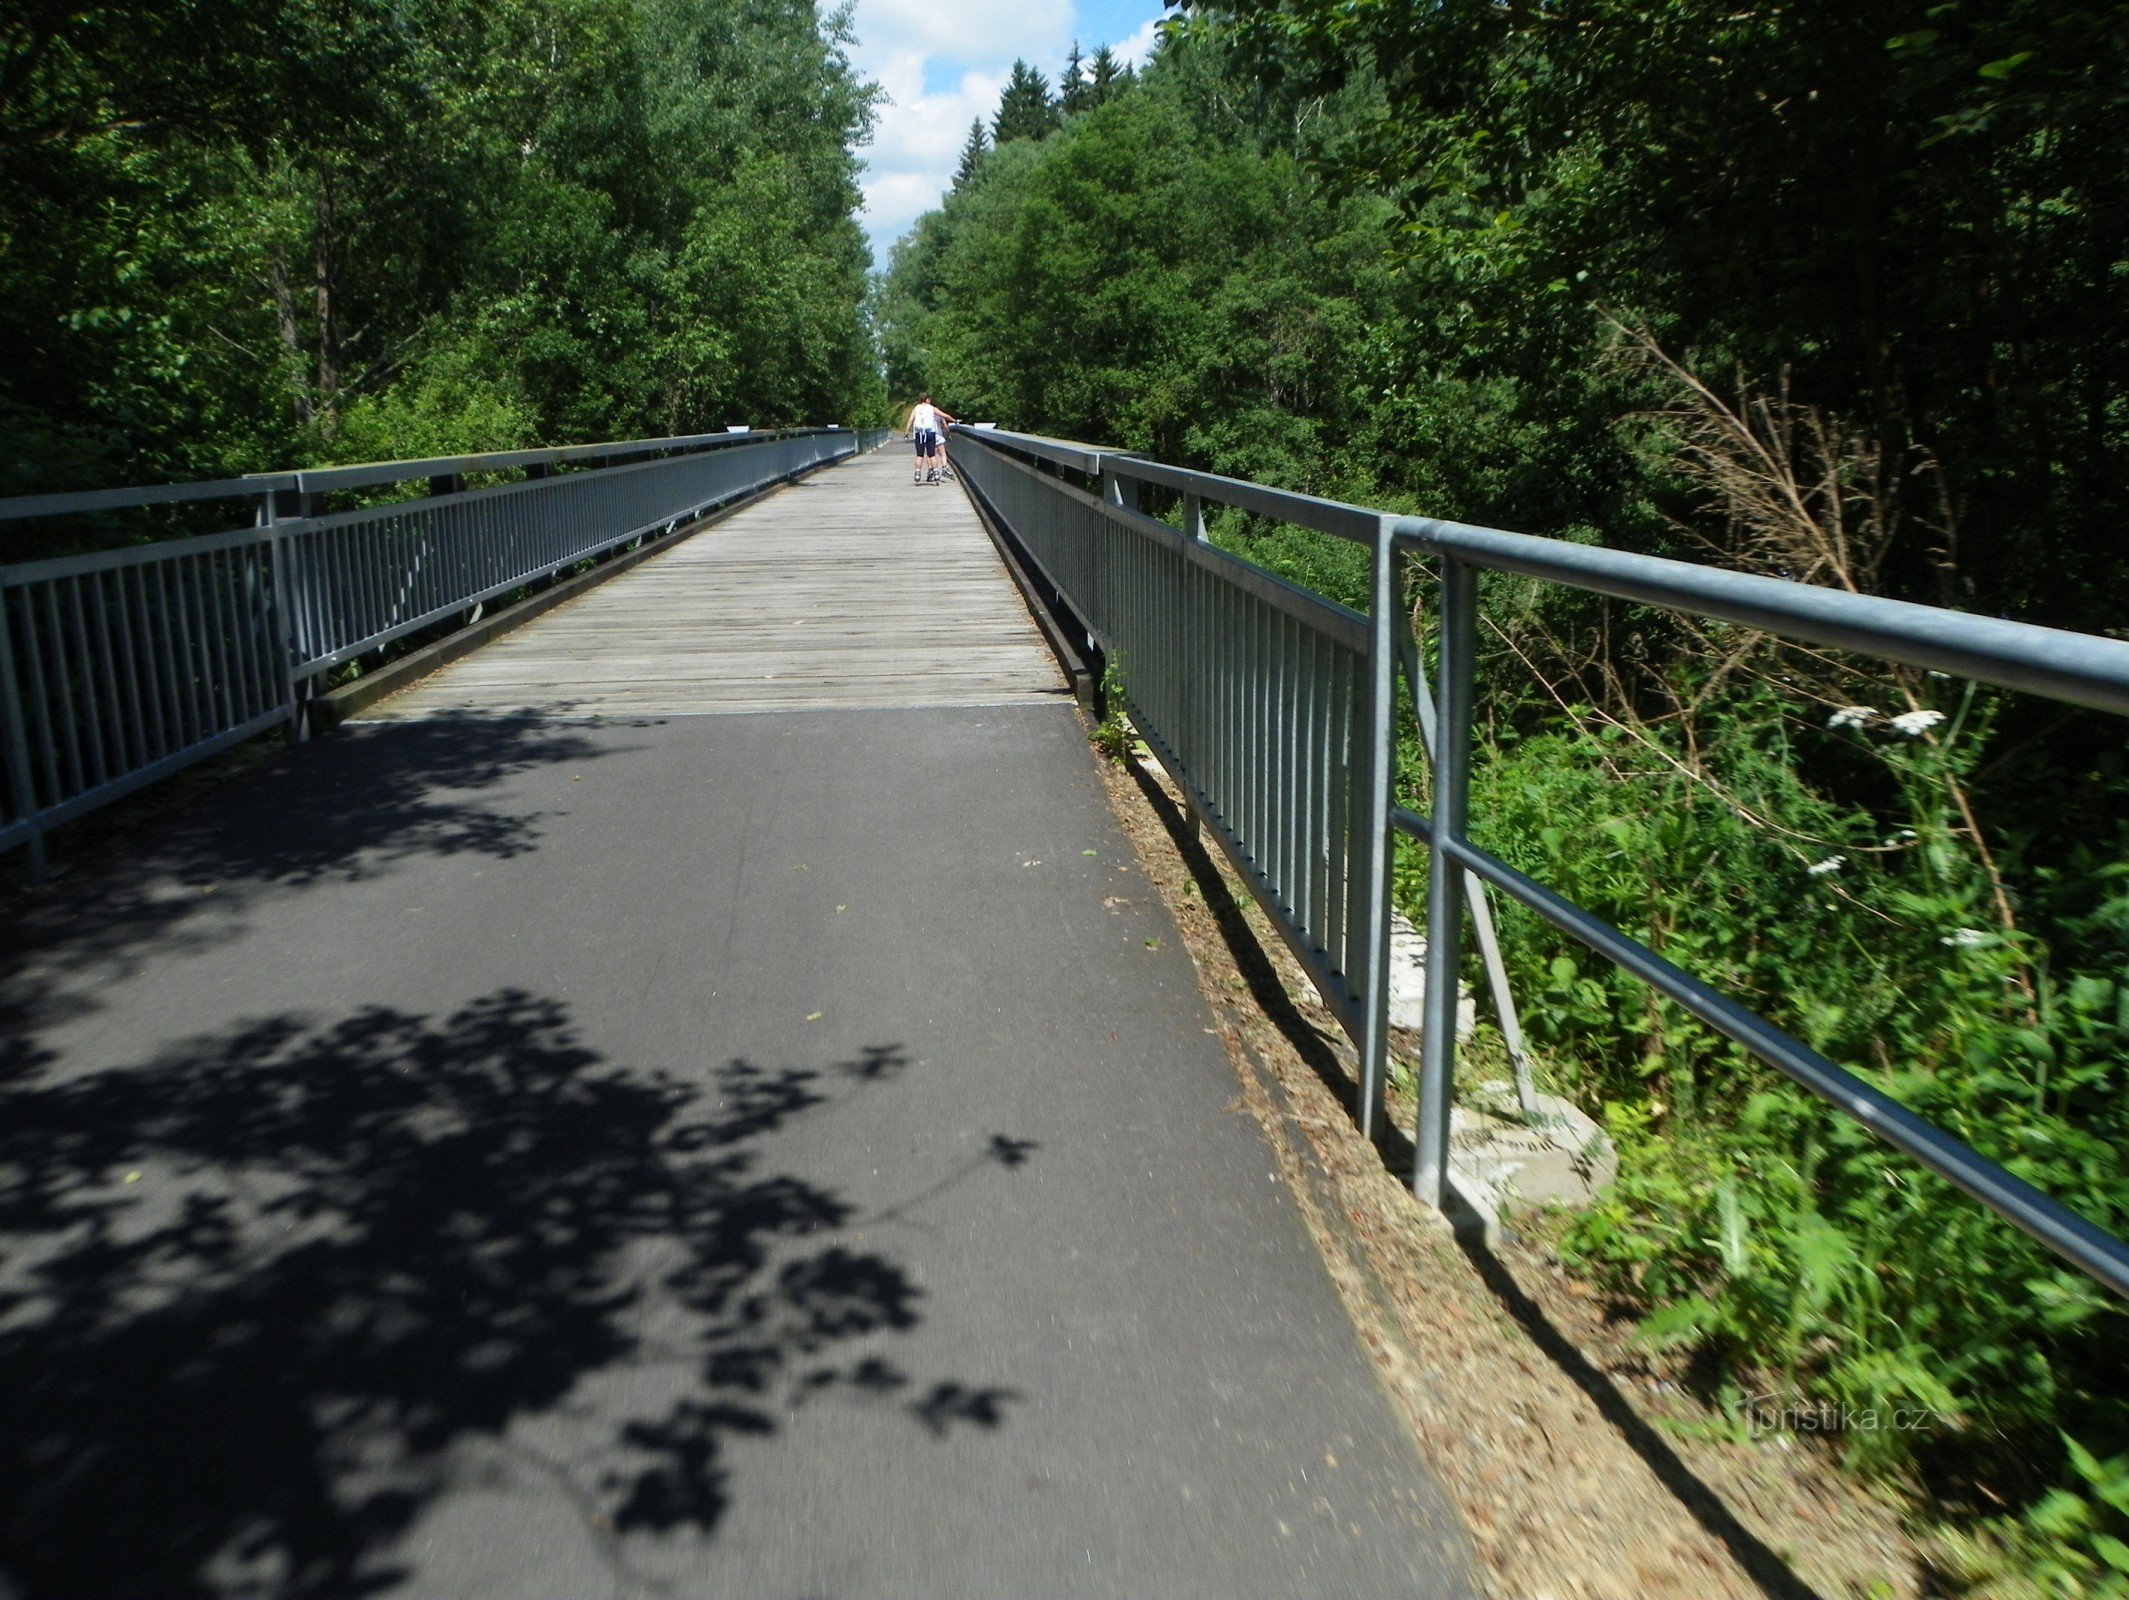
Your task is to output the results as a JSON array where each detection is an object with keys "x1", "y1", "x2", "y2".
[
  {"x1": 949, "y1": 423, "x2": 2129, "y2": 1300},
  {"x1": 0, "y1": 427, "x2": 890, "y2": 871}
]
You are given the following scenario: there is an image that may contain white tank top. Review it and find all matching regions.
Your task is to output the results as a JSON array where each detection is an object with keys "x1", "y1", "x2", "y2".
[{"x1": 910, "y1": 403, "x2": 941, "y2": 433}]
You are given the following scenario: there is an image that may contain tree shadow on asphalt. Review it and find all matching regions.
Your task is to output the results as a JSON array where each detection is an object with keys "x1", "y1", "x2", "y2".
[
  {"x1": 0, "y1": 714, "x2": 624, "y2": 1040},
  {"x1": 0, "y1": 990, "x2": 1027, "y2": 1597}
]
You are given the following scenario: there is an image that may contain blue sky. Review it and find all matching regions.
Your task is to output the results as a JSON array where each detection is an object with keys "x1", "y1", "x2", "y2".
[{"x1": 844, "y1": 0, "x2": 1171, "y2": 267}]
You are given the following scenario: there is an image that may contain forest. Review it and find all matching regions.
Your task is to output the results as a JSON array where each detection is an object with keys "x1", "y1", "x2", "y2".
[
  {"x1": 881, "y1": 6, "x2": 2129, "y2": 1592},
  {"x1": 0, "y1": 0, "x2": 882, "y2": 527}
]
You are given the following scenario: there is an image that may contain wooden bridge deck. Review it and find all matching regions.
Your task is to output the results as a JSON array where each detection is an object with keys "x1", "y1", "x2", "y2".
[{"x1": 365, "y1": 446, "x2": 1068, "y2": 719}]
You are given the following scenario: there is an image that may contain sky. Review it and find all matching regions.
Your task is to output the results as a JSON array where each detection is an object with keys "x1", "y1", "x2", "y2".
[{"x1": 843, "y1": 0, "x2": 1171, "y2": 267}]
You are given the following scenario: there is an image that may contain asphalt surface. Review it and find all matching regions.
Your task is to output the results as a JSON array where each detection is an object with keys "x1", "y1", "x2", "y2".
[{"x1": 1, "y1": 713, "x2": 1475, "y2": 1594}]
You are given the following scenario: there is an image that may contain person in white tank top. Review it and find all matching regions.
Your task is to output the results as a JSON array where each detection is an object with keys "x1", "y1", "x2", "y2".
[{"x1": 905, "y1": 394, "x2": 958, "y2": 484}]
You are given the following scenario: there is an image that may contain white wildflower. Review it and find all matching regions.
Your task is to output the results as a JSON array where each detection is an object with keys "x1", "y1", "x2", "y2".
[
  {"x1": 1940, "y1": 927, "x2": 1991, "y2": 948},
  {"x1": 1889, "y1": 708, "x2": 1945, "y2": 737},
  {"x1": 1828, "y1": 705, "x2": 1877, "y2": 730},
  {"x1": 1806, "y1": 855, "x2": 1846, "y2": 877}
]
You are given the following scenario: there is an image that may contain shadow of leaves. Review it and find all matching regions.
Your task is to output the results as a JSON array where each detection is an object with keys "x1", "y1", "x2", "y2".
[
  {"x1": 0, "y1": 989, "x2": 1007, "y2": 1597},
  {"x1": 0, "y1": 715, "x2": 623, "y2": 1040}
]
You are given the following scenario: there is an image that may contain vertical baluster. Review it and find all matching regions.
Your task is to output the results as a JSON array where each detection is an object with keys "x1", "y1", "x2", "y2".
[
  {"x1": 337, "y1": 524, "x2": 359, "y2": 659},
  {"x1": 18, "y1": 589, "x2": 62, "y2": 809},
  {"x1": 342, "y1": 520, "x2": 366, "y2": 651},
  {"x1": 1277, "y1": 611, "x2": 1297, "y2": 921},
  {"x1": 1225, "y1": 582, "x2": 1240, "y2": 841},
  {"x1": 41, "y1": 584, "x2": 86, "y2": 798},
  {"x1": 228, "y1": 546, "x2": 266, "y2": 721},
  {"x1": 1182, "y1": 559, "x2": 1200, "y2": 793},
  {"x1": 1243, "y1": 597, "x2": 1260, "y2": 867},
  {"x1": 277, "y1": 525, "x2": 311, "y2": 740},
  {"x1": 111, "y1": 566, "x2": 150, "y2": 765},
  {"x1": 1260, "y1": 606, "x2": 1278, "y2": 890},
  {"x1": 147, "y1": 561, "x2": 183, "y2": 749},
  {"x1": 315, "y1": 530, "x2": 340, "y2": 664},
  {"x1": 1324, "y1": 643, "x2": 1349, "y2": 984},
  {"x1": 249, "y1": 541, "x2": 281, "y2": 719},
  {"x1": 1272, "y1": 611, "x2": 1293, "y2": 910},
  {"x1": 204, "y1": 548, "x2": 240, "y2": 732},
  {"x1": 73, "y1": 572, "x2": 116, "y2": 787},
  {"x1": 363, "y1": 515, "x2": 387, "y2": 645},
  {"x1": 1254, "y1": 600, "x2": 1271, "y2": 876},
  {"x1": 0, "y1": 587, "x2": 47, "y2": 877},
  {"x1": 176, "y1": 555, "x2": 212, "y2": 745},
  {"x1": 190, "y1": 551, "x2": 223, "y2": 734},
  {"x1": 1294, "y1": 620, "x2": 1312, "y2": 931},
  {"x1": 1243, "y1": 600, "x2": 1260, "y2": 876}
]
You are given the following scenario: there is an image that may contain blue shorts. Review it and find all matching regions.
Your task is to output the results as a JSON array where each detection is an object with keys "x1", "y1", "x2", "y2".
[{"x1": 913, "y1": 429, "x2": 939, "y2": 453}]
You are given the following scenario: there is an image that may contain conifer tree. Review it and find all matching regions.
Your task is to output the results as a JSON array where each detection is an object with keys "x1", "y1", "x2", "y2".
[
  {"x1": 953, "y1": 119, "x2": 989, "y2": 186},
  {"x1": 1088, "y1": 45, "x2": 1126, "y2": 106},
  {"x1": 1059, "y1": 44, "x2": 1090, "y2": 114},
  {"x1": 991, "y1": 60, "x2": 1057, "y2": 144}
]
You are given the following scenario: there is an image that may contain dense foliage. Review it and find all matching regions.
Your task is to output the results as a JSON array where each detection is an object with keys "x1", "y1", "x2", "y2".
[
  {"x1": 0, "y1": 0, "x2": 882, "y2": 534},
  {"x1": 884, "y1": 15, "x2": 2129, "y2": 1589}
]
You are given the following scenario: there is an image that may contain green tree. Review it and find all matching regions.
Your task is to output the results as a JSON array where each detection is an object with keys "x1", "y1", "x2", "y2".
[
  {"x1": 1059, "y1": 43, "x2": 1090, "y2": 114},
  {"x1": 953, "y1": 118, "x2": 989, "y2": 187},
  {"x1": 1192, "y1": 0, "x2": 2129, "y2": 629},
  {"x1": 1088, "y1": 45, "x2": 1130, "y2": 105},
  {"x1": 0, "y1": 0, "x2": 883, "y2": 524},
  {"x1": 991, "y1": 60, "x2": 1057, "y2": 144}
]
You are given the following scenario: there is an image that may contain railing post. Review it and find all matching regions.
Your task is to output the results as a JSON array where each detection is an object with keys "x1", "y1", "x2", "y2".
[
  {"x1": 1415, "y1": 553, "x2": 1475, "y2": 1207},
  {"x1": 259, "y1": 491, "x2": 310, "y2": 744},
  {"x1": 1181, "y1": 490, "x2": 1205, "y2": 841},
  {"x1": 1100, "y1": 463, "x2": 1137, "y2": 514},
  {"x1": 1356, "y1": 518, "x2": 1398, "y2": 1142},
  {"x1": 1396, "y1": 577, "x2": 1541, "y2": 1120},
  {"x1": 0, "y1": 587, "x2": 47, "y2": 881}
]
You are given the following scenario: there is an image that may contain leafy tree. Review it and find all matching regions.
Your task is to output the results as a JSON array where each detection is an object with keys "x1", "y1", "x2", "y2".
[
  {"x1": 0, "y1": 0, "x2": 884, "y2": 521},
  {"x1": 1192, "y1": 0, "x2": 2129, "y2": 631}
]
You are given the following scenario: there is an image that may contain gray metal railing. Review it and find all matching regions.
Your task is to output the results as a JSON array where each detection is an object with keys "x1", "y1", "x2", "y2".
[
  {"x1": 950, "y1": 427, "x2": 1387, "y2": 1068},
  {"x1": 949, "y1": 423, "x2": 2129, "y2": 1300},
  {"x1": 0, "y1": 426, "x2": 889, "y2": 870}
]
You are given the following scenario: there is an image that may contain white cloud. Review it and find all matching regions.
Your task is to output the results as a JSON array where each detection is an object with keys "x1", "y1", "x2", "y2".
[
  {"x1": 1114, "y1": 16, "x2": 1164, "y2": 67},
  {"x1": 844, "y1": 0, "x2": 1163, "y2": 264},
  {"x1": 851, "y1": 0, "x2": 1074, "y2": 69}
]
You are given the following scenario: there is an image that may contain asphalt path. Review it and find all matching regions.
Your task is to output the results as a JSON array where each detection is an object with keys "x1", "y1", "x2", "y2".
[{"x1": 0, "y1": 482, "x2": 1473, "y2": 1600}]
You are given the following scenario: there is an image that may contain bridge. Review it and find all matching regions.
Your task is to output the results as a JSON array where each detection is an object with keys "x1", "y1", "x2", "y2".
[{"x1": 3, "y1": 425, "x2": 2127, "y2": 1595}]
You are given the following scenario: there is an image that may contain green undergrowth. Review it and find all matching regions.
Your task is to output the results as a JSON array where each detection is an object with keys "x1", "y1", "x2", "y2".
[{"x1": 1436, "y1": 693, "x2": 2129, "y2": 1592}]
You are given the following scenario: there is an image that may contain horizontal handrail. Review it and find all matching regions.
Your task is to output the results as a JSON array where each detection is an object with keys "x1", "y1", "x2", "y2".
[
  {"x1": 0, "y1": 476, "x2": 303, "y2": 523},
  {"x1": 951, "y1": 426, "x2": 1132, "y2": 478},
  {"x1": 961, "y1": 426, "x2": 1385, "y2": 545},
  {"x1": 267, "y1": 426, "x2": 840, "y2": 497},
  {"x1": 0, "y1": 427, "x2": 850, "y2": 524},
  {"x1": 1394, "y1": 517, "x2": 2129, "y2": 717}
]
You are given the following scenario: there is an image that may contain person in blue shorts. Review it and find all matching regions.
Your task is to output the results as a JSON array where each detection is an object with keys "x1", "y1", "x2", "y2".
[{"x1": 905, "y1": 394, "x2": 957, "y2": 484}]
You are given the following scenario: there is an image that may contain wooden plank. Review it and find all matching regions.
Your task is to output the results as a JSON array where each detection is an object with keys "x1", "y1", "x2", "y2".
[{"x1": 362, "y1": 452, "x2": 1065, "y2": 719}]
